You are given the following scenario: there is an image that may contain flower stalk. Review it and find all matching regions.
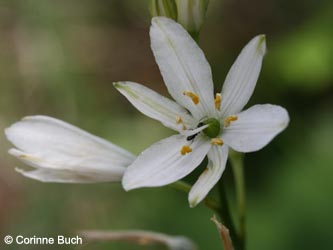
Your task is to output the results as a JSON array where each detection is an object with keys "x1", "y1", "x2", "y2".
[
  {"x1": 169, "y1": 180, "x2": 220, "y2": 212},
  {"x1": 217, "y1": 177, "x2": 240, "y2": 250},
  {"x1": 230, "y1": 151, "x2": 246, "y2": 249}
]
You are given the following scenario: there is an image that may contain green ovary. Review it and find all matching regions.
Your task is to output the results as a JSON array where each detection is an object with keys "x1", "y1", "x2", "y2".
[{"x1": 202, "y1": 118, "x2": 221, "y2": 138}]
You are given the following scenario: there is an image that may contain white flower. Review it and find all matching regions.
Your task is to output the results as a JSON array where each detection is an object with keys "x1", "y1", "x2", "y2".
[
  {"x1": 114, "y1": 17, "x2": 289, "y2": 207},
  {"x1": 5, "y1": 116, "x2": 135, "y2": 183}
]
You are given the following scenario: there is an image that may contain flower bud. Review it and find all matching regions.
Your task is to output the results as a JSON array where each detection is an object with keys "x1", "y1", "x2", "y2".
[
  {"x1": 174, "y1": 0, "x2": 209, "y2": 38},
  {"x1": 149, "y1": 0, "x2": 177, "y2": 20},
  {"x1": 149, "y1": 0, "x2": 209, "y2": 39}
]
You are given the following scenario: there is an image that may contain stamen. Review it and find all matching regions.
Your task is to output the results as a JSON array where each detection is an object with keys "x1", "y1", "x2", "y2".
[
  {"x1": 224, "y1": 115, "x2": 238, "y2": 127},
  {"x1": 183, "y1": 91, "x2": 199, "y2": 105},
  {"x1": 210, "y1": 138, "x2": 224, "y2": 146},
  {"x1": 214, "y1": 93, "x2": 221, "y2": 111},
  {"x1": 176, "y1": 115, "x2": 182, "y2": 124},
  {"x1": 176, "y1": 115, "x2": 187, "y2": 130},
  {"x1": 180, "y1": 145, "x2": 192, "y2": 155}
]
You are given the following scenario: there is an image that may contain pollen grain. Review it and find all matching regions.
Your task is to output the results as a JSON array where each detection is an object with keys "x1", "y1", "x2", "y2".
[
  {"x1": 210, "y1": 138, "x2": 224, "y2": 146},
  {"x1": 176, "y1": 115, "x2": 187, "y2": 130},
  {"x1": 224, "y1": 115, "x2": 238, "y2": 127},
  {"x1": 176, "y1": 115, "x2": 182, "y2": 124},
  {"x1": 214, "y1": 93, "x2": 221, "y2": 111},
  {"x1": 181, "y1": 145, "x2": 192, "y2": 155},
  {"x1": 183, "y1": 91, "x2": 199, "y2": 105}
]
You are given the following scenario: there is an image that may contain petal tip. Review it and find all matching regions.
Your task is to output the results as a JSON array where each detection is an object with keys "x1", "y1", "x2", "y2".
[
  {"x1": 256, "y1": 34, "x2": 267, "y2": 55},
  {"x1": 189, "y1": 197, "x2": 199, "y2": 208},
  {"x1": 121, "y1": 176, "x2": 136, "y2": 191},
  {"x1": 8, "y1": 148, "x2": 21, "y2": 157},
  {"x1": 14, "y1": 168, "x2": 37, "y2": 181},
  {"x1": 15, "y1": 167, "x2": 25, "y2": 175},
  {"x1": 4, "y1": 121, "x2": 21, "y2": 139},
  {"x1": 281, "y1": 108, "x2": 290, "y2": 129},
  {"x1": 188, "y1": 189, "x2": 206, "y2": 208},
  {"x1": 270, "y1": 104, "x2": 290, "y2": 130},
  {"x1": 4, "y1": 126, "x2": 11, "y2": 138},
  {"x1": 114, "y1": 81, "x2": 130, "y2": 90},
  {"x1": 258, "y1": 34, "x2": 266, "y2": 41},
  {"x1": 113, "y1": 81, "x2": 122, "y2": 88}
]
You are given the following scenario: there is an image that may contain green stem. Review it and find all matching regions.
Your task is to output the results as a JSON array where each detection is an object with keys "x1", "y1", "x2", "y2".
[
  {"x1": 169, "y1": 180, "x2": 191, "y2": 193},
  {"x1": 230, "y1": 152, "x2": 246, "y2": 250},
  {"x1": 169, "y1": 180, "x2": 220, "y2": 212},
  {"x1": 217, "y1": 177, "x2": 241, "y2": 250}
]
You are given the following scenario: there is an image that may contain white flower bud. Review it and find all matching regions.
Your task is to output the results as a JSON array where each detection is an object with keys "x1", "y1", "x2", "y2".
[
  {"x1": 149, "y1": 0, "x2": 209, "y2": 39},
  {"x1": 149, "y1": 0, "x2": 177, "y2": 20},
  {"x1": 174, "y1": 0, "x2": 209, "y2": 38}
]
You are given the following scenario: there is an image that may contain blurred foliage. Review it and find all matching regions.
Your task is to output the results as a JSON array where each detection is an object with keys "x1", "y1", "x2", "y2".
[
  {"x1": 0, "y1": 0, "x2": 332, "y2": 250},
  {"x1": 268, "y1": 7, "x2": 332, "y2": 90}
]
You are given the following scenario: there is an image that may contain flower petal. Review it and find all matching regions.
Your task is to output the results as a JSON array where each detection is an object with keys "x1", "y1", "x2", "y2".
[
  {"x1": 188, "y1": 145, "x2": 228, "y2": 207},
  {"x1": 122, "y1": 134, "x2": 211, "y2": 190},
  {"x1": 5, "y1": 116, "x2": 135, "y2": 182},
  {"x1": 150, "y1": 17, "x2": 215, "y2": 118},
  {"x1": 222, "y1": 104, "x2": 289, "y2": 152},
  {"x1": 15, "y1": 167, "x2": 122, "y2": 183},
  {"x1": 114, "y1": 81, "x2": 195, "y2": 131},
  {"x1": 220, "y1": 35, "x2": 266, "y2": 117}
]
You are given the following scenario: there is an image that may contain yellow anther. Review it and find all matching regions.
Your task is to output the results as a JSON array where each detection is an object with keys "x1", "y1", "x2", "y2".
[
  {"x1": 183, "y1": 91, "x2": 199, "y2": 105},
  {"x1": 176, "y1": 115, "x2": 182, "y2": 124},
  {"x1": 214, "y1": 93, "x2": 221, "y2": 111},
  {"x1": 176, "y1": 115, "x2": 187, "y2": 130},
  {"x1": 224, "y1": 115, "x2": 238, "y2": 127},
  {"x1": 210, "y1": 138, "x2": 224, "y2": 146},
  {"x1": 180, "y1": 145, "x2": 192, "y2": 155}
]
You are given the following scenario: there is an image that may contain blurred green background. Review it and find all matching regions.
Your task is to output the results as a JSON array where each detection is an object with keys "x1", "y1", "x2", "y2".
[{"x1": 0, "y1": 0, "x2": 332, "y2": 249}]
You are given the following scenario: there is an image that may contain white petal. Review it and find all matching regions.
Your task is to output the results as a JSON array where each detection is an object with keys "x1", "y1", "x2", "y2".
[
  {"x1": 222, "y1": 104, "x2": 289, "y2": 152},
  {"x1": 150, "y1": 17, "x2": 215, "y2": 118},
  {"x1": 122, "y1": 134, "x2": 211, "y2": 190},
  {"x1": 5, "y1": 116, "x2": 135, "y2": 181},
  {"x1": 15, "y1": 167, "x2": 122, "y2": 183},
  {"x1": 188, "y1": 145, "x2": 228, "y2": 207},
  {"x1": 114, "y1": 81, "x2": 195, "y2": 131},
  {"x1": 220, "y1": 35, "x2": 266, "y2": 117}
]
